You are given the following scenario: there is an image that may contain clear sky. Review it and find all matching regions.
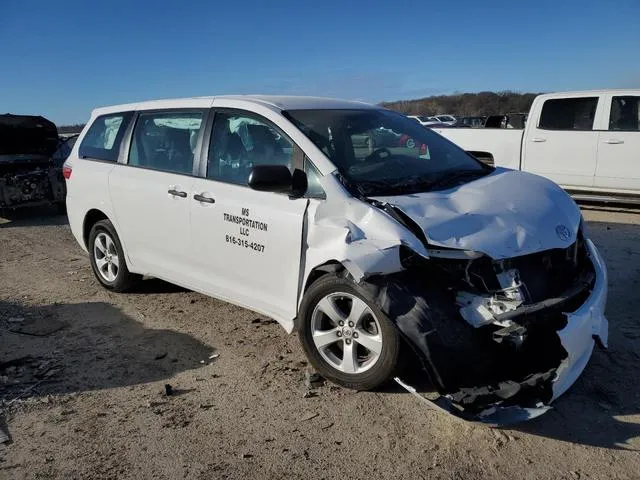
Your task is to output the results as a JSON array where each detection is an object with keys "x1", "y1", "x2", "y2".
[{"x1": 1, "y1": 0, "x2": 638, "y2": 124}]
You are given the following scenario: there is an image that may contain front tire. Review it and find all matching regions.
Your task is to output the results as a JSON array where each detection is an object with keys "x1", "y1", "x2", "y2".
[
  {"x1": 298, "y1": 274, "x2": 401, "y2": 390},
  {"x1": 88, "y1": 219, "x2": 140, "y2": 292}
]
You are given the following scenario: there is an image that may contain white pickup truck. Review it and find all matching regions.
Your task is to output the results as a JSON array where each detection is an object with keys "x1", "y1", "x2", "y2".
[{"x1": 434, "y1": 89, "x2": 640, "y2": 203}]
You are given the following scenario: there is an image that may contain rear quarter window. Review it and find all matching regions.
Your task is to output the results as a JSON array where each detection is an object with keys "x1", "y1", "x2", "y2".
[{"x1": 79, "y1": 112, "x2": 133, "y2": 161}]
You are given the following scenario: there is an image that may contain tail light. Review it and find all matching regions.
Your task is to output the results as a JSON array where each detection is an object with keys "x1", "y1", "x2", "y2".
[{"x1": 62, "y1": 165, "x2": 72, "y2": 179}]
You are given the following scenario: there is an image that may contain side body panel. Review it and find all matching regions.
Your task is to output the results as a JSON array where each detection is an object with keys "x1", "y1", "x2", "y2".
[
  {"x1": 595, "y1": 93, "x2": 640, "y2": 192},
  {"x1": 108, "y1": 165, "x2": 195, "y2": 280},
  {"x1": 433, "y1": 128, "x2": 523, "y2": 170},
  {"x1": 189, "y1": 178, "x2": 308, "y2": 330},
  {"x1": 519, "y1": 95, "x2": 606, "y2": 188}
]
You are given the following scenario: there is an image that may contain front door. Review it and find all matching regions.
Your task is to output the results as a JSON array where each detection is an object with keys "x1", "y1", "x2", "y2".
[
  {"x1": 189, "y1": 110, "x2": 308, "y2": 326},
  {"x1": 522, "y1": 96, "x2": 601, "y2": 188},
  {"x1": 109, "y1": 109, "x2": 205, "y2": 282},
  {"x1": 595, "y1": 95, "x2": 640, "y2": 192}
]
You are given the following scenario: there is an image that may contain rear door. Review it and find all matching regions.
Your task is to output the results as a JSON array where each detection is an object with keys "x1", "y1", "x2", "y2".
[
  {"x1": 595, "y1": 94, "x2": 640, "y2": 192},
  {"x1": 522, "y1": 96, "x2": 601, "y2": 188},
  {"x1": 109, "y1": 109, "x2": 206, "y2": 282},
  {"x1": 189, "y1": 109, "x2": 308, "y2": 324}
]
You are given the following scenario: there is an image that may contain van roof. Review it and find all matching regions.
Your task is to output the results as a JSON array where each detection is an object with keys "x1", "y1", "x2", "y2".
[
  {"x1": 91, "y1": 95, "x2": 378, "y2": 116},
  {"x1": 536, "y1": 89, "x2": 640, "y2": 99}
]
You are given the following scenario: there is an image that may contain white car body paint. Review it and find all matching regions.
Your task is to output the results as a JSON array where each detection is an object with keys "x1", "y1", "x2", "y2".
[
  {"x1": 434, "y1": 89, "x2": 640, "y2": 199},
  {"x1": 65, "y1": 95, "x2": 609, "y2": 421},
  {"x1": 551, "y1": 239, "x2": 608, "y2": 401},
  {"x1": 372, "y1": 168, "x2": 582, "y2": 259}
]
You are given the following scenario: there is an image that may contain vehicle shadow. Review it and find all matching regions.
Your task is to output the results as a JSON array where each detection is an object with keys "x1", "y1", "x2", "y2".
[
  {"x1": 0, "y1": 205, "x2": 68, "y2": 228},
  {"x1": 129, "y1": 278, "x2": 189, "y2": 295},
  {"x1": 384, "y1": 215, "x2": 640, "y2": 450},
  {"x1": 0, "y1": 300, "x2": 214, "y2": 404}
]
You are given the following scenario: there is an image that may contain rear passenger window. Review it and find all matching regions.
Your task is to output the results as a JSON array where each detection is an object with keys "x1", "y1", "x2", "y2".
[
  {"x1": 538, "y1": 98, "x2": 598, "y2": 130},
  {"x1": 129, "y1": 111, "x2": 203, "y2": 175},
  {"x1": 79, "y1": 112, "x2": 132, "y2": 161},
  {"x1": 207, "y1": 112, "x2": 294, "y2": 185},
  {"x1": 609, "y1": 96, "x2": 640, "y2": 131}
]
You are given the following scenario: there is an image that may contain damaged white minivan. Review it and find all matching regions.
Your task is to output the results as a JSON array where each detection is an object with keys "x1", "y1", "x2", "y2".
[{"x1": 64, "y1": 96, "x2": 608, "y2": 424}]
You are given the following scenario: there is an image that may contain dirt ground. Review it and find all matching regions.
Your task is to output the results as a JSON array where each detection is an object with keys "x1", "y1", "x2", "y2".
[{"x1": 0, "y1": 206, "x2": 638, "y2": 480}]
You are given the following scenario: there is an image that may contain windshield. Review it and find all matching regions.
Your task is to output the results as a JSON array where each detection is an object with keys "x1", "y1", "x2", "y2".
[
  {"x1": 438, "y1": 115, "x2": 455, "y2": 122},
  {"x1": 284, "y1": 109, "x2": 489, "y2": 196}
]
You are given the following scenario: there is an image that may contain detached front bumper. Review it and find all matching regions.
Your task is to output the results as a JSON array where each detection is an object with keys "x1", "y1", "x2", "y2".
[
  {"x1": 551, "y1": 238, "x2": 608, "y2": 401},
  {"x1": 395, "y1": 238, "x2": 609, "y2": 425}
]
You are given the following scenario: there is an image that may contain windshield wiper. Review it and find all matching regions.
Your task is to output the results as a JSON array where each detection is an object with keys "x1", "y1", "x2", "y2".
[{"x1": 427, "y1": 169, "x2": 488, "y2": 191}]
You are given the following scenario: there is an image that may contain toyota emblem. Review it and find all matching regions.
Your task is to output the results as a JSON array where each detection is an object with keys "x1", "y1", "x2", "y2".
[{"x1": 555, "y1": 224, "x2": 572, "y2": 241}]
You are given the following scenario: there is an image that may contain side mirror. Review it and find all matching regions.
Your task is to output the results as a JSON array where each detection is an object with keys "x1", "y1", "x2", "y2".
[{"x1": 248, "y1": 165, "x2": 307, "y2": 198}]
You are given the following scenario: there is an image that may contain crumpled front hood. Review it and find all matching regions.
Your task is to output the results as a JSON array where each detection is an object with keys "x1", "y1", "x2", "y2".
[{"x1": 373, "y1": 168, "x2": 581, "y2": 259}]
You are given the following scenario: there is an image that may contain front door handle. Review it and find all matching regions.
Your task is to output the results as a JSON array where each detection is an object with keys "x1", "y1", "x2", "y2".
[
  {"x1": 603, "y1": 138, "x2": 624, "y2": 144},
  {"x1": 168, "y1": 189, "x2": 187, "y2": 198},
  {"x1": 193, "y1": 193, "x2": 215, "y2": 204},
  {"x1": 531, "y1": 137, "x2": 547, "y2": 143}
]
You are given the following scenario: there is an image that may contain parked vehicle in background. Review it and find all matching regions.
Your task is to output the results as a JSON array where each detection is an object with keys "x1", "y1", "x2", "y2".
[
  {"x1": 0, "y1": 114, "x2": 67, "y2": 211},
  {"x1": 457, "y1": 116, "x2": 487, "y2": 128},
  {"x1": 433, "y1": 114, "x2": 457, "y2": 125},
  {"x1": 64, "y1": 95, "x2": 608, "y2": 424},
  {"x1": 435, "y1": 89, "x2": 640, "y2": 203},
  {"x1": 483, "y1": 113, "x2": 528, "y2": 129},
  {"x1": 407, "y1": 115, "x2": 442, "y2": 127}
]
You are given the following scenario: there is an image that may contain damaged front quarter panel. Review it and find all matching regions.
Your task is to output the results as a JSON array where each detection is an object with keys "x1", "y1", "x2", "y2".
[
  {"x1": 300, "y1": 170, "x2": 608, "y2": 425},
  {"x1": 301, "y1": 172, "x2": 429, "y2": 286}
]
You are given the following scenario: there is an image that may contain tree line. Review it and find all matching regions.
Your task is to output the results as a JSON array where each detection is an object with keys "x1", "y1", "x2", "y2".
[{"x1": 380, "y1": 91, "x2": 540, "y2": 116}]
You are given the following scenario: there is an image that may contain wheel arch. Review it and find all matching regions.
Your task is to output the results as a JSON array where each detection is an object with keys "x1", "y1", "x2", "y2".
[
  {"x1": 302, "y1": 260, "x2": 348, "y2": 294},
  {"x1": 82, "y1": 209, "x2": 136, "y2": 273},
  {"x1": 83, "y1": 208, "x2": 110, "y2": 249}
]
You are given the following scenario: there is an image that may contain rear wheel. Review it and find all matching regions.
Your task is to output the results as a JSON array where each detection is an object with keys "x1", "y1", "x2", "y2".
[
  {"x1": 88, "y1": 219, "x2": 140, "y2": 292},
  {"x1": 298, "y1": 275, "x2": 401, "y2": 390}
]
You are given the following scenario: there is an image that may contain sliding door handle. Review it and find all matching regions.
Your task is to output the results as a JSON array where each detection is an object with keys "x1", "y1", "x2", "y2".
[
  {"x1": 193, "y1": 193, "x2": 215, "y2": 204},
  {"x1": 168, "y1": 189, "x2": 187, "y2": 198}
]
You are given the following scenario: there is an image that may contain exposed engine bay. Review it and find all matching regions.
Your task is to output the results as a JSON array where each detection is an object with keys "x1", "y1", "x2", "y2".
[
  {"x1": 0, "y1": 114, "x2": 65, "y2": 209},
  {"x1": 0, "y1": 161, "x2": 65, "y2": 208},
  {"x1": 355, "y1": 207, "x2": 606, "y2": 423},
  {"x1": 357, "y1": 231, "x2": 602, "y2": 423}
]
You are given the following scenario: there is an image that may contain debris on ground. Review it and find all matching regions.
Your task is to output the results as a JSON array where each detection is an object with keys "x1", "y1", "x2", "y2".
[
  {"x1": 302, "y1": 391, "x2": 318, "y2": 399},
  {"x1": 251, "y1": 318, "x2": 277, "y2": 326},
  {"x1": 208, "y1": 353, "x2": 219, "y2": 360},
  {"x1": 154, "y1": 352, "x2": 167, "y2": 360},
  {"x1": 300, "y1": 412, "x2": 319, "y2": 422},
  {"x1": 0, "y1": 424, "x2": 9, "y2": 444},
  {"x1": 164, "y1": 384, "x2": 173, "y2": 396},
  {"x1": 303, "y1": 369, "x2": 324, "y2": 389}
]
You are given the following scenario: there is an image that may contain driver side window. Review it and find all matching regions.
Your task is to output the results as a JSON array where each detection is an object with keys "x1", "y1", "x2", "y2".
[{"x1": 207, "y1": 111, "x2": 294, "y2": 185}]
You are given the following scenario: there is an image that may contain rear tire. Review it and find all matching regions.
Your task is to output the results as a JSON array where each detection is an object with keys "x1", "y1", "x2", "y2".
[
  {"x1": 298, "y1": 274, "x2": 401, "y2": 390},
  {"x1": 88, "y1": 219, "x2": 140, "y2": 292}
]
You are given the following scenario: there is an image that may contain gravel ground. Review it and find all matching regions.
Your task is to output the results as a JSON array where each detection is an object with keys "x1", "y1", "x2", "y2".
[{"x1": 0, "y1": 206, "x2": 638, "y2": 479}]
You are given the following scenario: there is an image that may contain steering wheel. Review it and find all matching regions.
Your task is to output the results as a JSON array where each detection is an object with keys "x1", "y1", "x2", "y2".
[{"x1": 365, "y1": 147, "x2": 392, "y2": 162}]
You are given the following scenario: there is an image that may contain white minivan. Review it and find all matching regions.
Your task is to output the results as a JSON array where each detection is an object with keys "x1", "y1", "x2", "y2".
[{"x1": 65, "y1": 96, "x2": 608, "y2": 423}]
